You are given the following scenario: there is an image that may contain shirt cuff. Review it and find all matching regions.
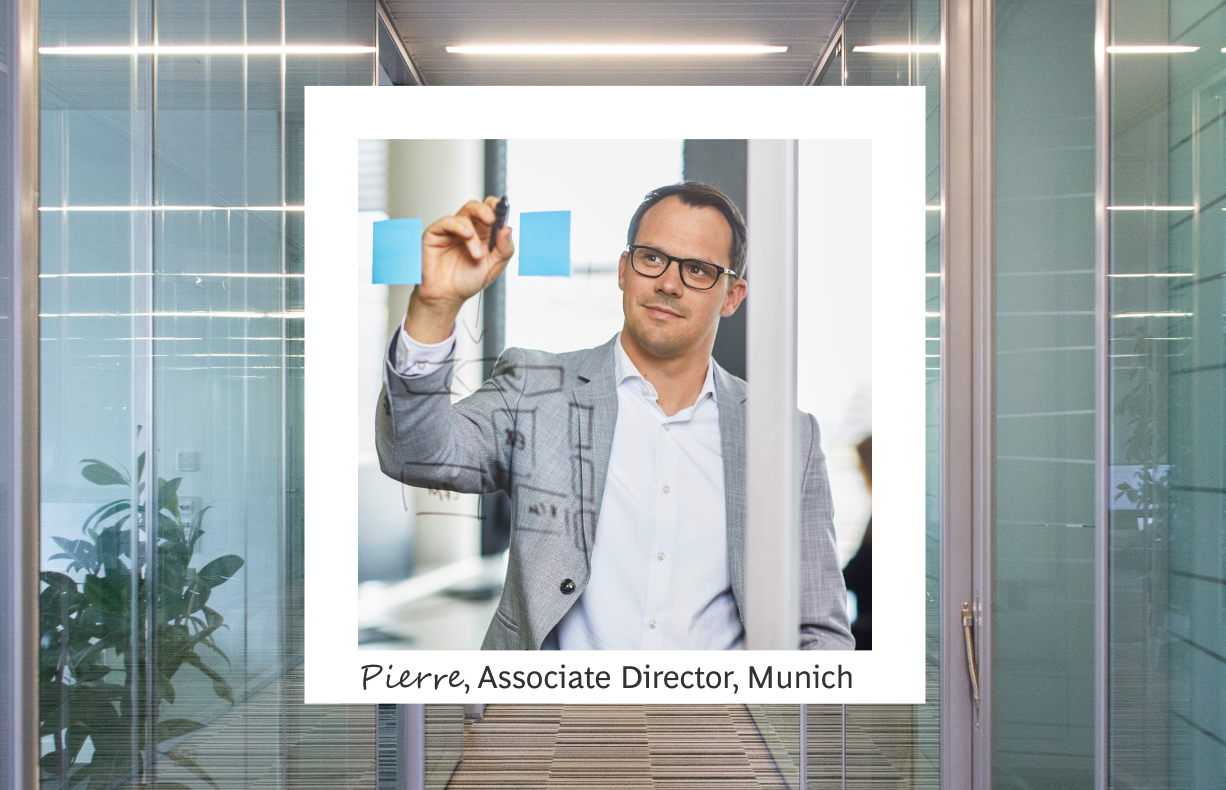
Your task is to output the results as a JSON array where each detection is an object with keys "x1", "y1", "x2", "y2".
[{"x1": 391, "y1": 320, "x2": 456, "y2": 378}]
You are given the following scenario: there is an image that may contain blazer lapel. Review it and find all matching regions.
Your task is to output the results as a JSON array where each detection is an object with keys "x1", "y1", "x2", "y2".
[
  {"x1": 714, "y1": 363, "x2": 748, "y2": 621},
  {"x1": 569, "y1": 337, "x2": 619, "y2": 561}
]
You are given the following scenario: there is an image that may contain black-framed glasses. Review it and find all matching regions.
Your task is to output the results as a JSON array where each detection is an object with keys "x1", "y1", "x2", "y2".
[{"x1": 626, "y1": 245, "x2": 738, "y2": 291}]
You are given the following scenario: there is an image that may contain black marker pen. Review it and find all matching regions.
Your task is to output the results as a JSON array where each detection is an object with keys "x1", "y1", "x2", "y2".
[{"x1": 488, "y1": 194, "x2": 509, "y2": 251}]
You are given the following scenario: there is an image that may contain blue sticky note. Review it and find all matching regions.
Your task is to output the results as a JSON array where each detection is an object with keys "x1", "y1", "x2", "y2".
[
  {"x1": 372, "y1": 217, "x2": 422, "y2": 284},
  {"x1": 518, "y1": 211, "x2": 571, "y2": 277}
]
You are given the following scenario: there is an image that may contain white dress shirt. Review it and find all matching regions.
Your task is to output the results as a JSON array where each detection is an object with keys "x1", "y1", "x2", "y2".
[{"x1": 393, "y1": 324, "x2": 744, "y2": 650}]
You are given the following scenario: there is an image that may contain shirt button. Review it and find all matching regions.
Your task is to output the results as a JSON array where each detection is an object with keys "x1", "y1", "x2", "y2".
[
  {"x1": 649, "y1": 619, "x2": 657, "y2": 629},
  {"x1": 416, "y1": 361, "x2": 425, "y2": 369},
  {"x1": 662, "y1": 423, "x2": 670, "y2": 432},
  {"x1": 641, "y1": 383, "x2": 651, "y2": 395},
  {"x1": 662, "y1": 485, "x2": 670, "y2": 494},
  {"x1": 657, "y1": 552, "x2": 665, "y2": 561}
]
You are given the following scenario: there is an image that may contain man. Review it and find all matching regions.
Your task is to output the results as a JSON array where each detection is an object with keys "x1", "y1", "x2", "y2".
[{"x1": 376, "y1": 182, "x2": 851, "y2": 650}]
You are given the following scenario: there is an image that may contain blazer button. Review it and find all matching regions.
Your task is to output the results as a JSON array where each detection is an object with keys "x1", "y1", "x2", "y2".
[{"x1": 560, "y1": 579, "x2": 576, "y2": 595}]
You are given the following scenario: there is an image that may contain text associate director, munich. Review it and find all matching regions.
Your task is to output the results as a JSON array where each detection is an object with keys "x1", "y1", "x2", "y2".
[{"x1": 376, "y1": 182, "x2": 852, "y2": 651}]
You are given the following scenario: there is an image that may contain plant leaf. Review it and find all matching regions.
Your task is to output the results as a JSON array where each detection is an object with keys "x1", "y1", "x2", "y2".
[
  {"x1": 83, "y1": 574, "x2": 127, "y2": 615},
  {"x1": 185, "y1": 653, "x2": 235, "y2": 703},
  {"x1": 161, "y1": 748, "x2": 219, "y2": 790},
  {"x1": 80, "y1": 460, "x2": 129, "y2": 487},
  {"x1": 201, "y1": 606, "x2": 223, "y2": 629},
  {"x1": 40, "y1": 571, "x2": 80, "y2": 594},
  {"x1": 82, "y1": 498, "x2": 130, "y2": 532},
  {"x1": 197, "y1": 556, "x2": 244, "y2": 588},
  {"x1": 155, "y1": 718, "x2": 205, "y2": 743},
  {"x1": 52, "y1": 537, "x2": 98, "y2": 571}
]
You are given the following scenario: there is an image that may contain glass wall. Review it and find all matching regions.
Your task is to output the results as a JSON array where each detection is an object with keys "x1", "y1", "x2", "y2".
[
  {"x1": 36, "y1": 1, "x2": 378, "y2": 787},
  {"x1": 808, "y1": 0, "x2": 942, "y2": 786},
  {"x1": 1109, "y1": 2, "x2": 1226, "y2": 787},
  {"x1": 993, "y1": 0, "x2": 1098, "y2": 787}
]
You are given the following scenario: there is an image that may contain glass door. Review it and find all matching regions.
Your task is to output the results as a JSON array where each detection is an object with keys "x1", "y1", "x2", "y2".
[{"x1": 1108, "y1": 1, "x2": 1226, "y2": 786}]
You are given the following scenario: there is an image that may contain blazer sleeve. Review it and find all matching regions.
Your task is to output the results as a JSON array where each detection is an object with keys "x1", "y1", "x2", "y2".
[
  {"x1": 376, "y1": 331, "x2": 525, "y2": 496},
  {"x1": 798, "y1": 412, "x2": 856, "y2": 649}
]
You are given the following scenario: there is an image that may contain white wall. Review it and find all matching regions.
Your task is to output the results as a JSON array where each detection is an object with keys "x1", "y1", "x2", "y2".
[
  {"x1": 797, "y1": 139, "x2": 874, "y2": 566},
  {"x1": 386, "y1": 139, "x2": 485, "y2": 571}
]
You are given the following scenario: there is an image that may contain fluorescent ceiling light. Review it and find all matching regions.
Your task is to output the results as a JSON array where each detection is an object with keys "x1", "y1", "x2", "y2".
[
  {"x1": 1107, "y1": 273, "x2": 1193, "y2": 278},
  {"x1": 39, "y1": 45, "x2": 374, "y2": 56},
  {"x1": 852, "y1": 44, "x2": 942, "y2": 53},
  {"x1": 1107, "y1": 45, "x2": 1199, "y2": 53},
  {"x1": 39, "y1": 205, "x2": 304, "y2": 211},
  {"x1": 1107, "y1": 205, "x2": 1194, "y2": 211},
  {"x1": 444, "y1": 44, "x2": 787, "y2": 55},
  {"x1": 40, "y1": 311, "x2": 306, "y2": 319},
  {"x1": 1112, "y1": 312, "x2": 1193, "y2": 318}
]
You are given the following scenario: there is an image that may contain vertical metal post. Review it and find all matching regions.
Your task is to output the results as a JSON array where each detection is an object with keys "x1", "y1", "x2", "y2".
[
  {"x1": 1, "y1": 0, "x2": 39, "y2": 782},
  {"x1": 1093, "y1": 1, "x2": 1112, "y2": 788},
  {"x1": 942, "y1": 0, "x2": 995, "y2": 787},
  {"x1": 841, "y1": 704, "x2": 847, "y2": 790},
  {"x1": 396, "y1": 704, "x2": 425, "y2": 790},
  {"x1": 798, "y1": 704, "x2": 807, "y2": 790},
  {"x1": 482, "y1": 139, "x2": 506, "y2": 383},
  {"x1": 745, "y1": 139, "x2": 800, "y2": 649},
  {"x1": 127, "y1": 0, "x2": 157, "y2": 774}
]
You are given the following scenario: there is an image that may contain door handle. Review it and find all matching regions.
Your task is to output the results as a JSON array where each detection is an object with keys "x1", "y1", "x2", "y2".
[{"x1": 962, "y1": 603, "x2": 979, "y2": 702}]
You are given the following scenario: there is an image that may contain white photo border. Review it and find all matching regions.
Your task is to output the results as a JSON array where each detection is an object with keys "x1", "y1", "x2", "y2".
[{"x1": 304, "y1": 86, "x2": 927, "y2": 704}]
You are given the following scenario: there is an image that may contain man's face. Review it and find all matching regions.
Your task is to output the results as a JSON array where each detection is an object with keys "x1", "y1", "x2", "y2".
[{"x1": 618, "y1": 195, "x2": 747, "y2": 360}]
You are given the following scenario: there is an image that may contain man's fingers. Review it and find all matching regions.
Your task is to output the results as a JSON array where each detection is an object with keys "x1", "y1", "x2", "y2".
[
  {"x1": 467, "y1": 233, "x2": 488, "y2": 262},
  {"x1": 425, "y1": 214, "x2": 475, "y2": 243},
  {"x1": 459, "y1": 199, "x2": 497, "y2": 227},
  {"x1": 493, "y1": 225, "x2": 515, "y2": 260}
]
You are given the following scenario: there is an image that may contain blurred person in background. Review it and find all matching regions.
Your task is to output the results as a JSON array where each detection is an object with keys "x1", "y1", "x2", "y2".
[{"x1": 842, "y1": 435, "x2": 872, "y2": 650}]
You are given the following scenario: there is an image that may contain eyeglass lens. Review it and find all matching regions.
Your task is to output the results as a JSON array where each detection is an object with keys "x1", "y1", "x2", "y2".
[{"x1": 631, "y1": 247, "x2": 720, "y2": 289}]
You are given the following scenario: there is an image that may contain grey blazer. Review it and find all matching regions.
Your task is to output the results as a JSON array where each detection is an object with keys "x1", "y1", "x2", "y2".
[{"x1": 376, "y1": 334, "x2": 853, "y2": 650}]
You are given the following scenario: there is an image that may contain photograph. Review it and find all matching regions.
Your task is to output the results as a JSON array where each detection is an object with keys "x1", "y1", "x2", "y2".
[
  {"x1": 300, "y1": 86, "x2": 926, "y2": 704},
  {"x1": 354, "y1": 139, "x2": 875, "y2": 654}
]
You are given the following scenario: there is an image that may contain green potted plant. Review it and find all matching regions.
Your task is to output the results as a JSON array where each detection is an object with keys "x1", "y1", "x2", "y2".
[{"x1": 40, "y1": 446, "x2": 244, "y2": 789}]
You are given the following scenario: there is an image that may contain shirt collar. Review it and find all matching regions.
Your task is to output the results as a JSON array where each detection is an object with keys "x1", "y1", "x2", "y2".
[{"x1": 613, "y1": 332, "x2": 719, "y2": 406}]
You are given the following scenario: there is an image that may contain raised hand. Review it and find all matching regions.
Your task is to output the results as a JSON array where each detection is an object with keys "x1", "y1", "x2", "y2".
[{"x1": 405, "y1": 196, "x2": 514, "y2": 344}]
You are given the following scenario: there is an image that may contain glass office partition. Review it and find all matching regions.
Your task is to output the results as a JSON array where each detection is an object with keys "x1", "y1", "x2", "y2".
[
  {"x1": 1108, "y1": 2, "x2": 1226, "y2": 787},
  {"x1": 36, "y1": 1, "x2": 378, "y2": 787},
  {"x1": 993, "y1": 0, "x2": 1098, "y2": 786},
  {"x1": 811, "y1": 0, "x2": 941, "y2": 787}
]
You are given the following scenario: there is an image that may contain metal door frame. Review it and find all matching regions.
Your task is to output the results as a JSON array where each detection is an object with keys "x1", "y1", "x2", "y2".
[
  {"x1": 941, "y1": 0, "x2": 995, "y2": 787},
  {"x1": 2, "y1": 0, "x2": 40, "y2": 783}
]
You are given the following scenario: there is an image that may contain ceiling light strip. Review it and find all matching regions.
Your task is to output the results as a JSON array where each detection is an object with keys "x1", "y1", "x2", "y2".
[
  {"x1": 40, "y1": 311, "x2": 306, "y2": 318},
  {"x1": 1107, "y1": 45, "x2": 1199, "y2": 53},
  {"x1": 1107, "y1": 273, "x2": 1194, "y2": 278},
  {"x1": 852, "y1": 44, "x2": 942, "y2": 54},
  {"x1": 1106, "y1": 205, "x2": 1194, "y2": 211},
  {"x1": 40, "y1": 45, "x2": 375, "y2": 56},
  {"x1": 39, "y1": 205, "x2": 305, "y2": 211},
  {"x1": 40, "y1": 272, "x2": 305, "y2": 278},
  {"x1": 444, "y1": 44, "x2": 787, "y2": 55}
]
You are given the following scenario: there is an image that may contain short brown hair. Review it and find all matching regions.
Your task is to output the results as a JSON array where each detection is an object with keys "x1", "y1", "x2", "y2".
[{"x1": 626, "y1": 182, "x2": 747, "y2": 280}]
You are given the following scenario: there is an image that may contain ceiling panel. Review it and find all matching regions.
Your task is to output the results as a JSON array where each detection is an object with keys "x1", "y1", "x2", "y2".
[{"x1": 382, "y1": 1, "x2": 850, "y2": 86}]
